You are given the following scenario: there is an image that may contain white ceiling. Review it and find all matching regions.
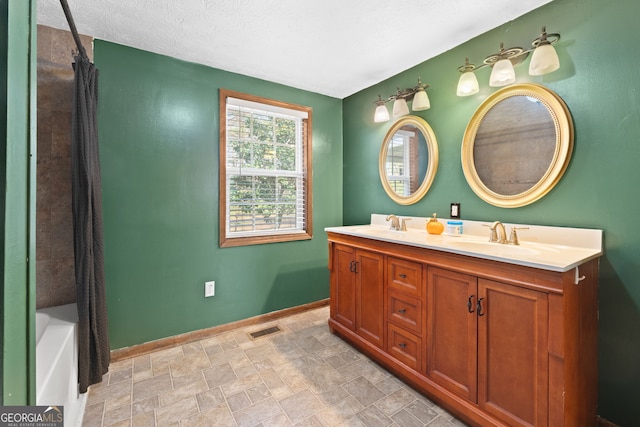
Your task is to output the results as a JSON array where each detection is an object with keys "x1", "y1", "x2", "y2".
[{"x1": 37, "y1": 0, "x2": 551, "y2": 99}]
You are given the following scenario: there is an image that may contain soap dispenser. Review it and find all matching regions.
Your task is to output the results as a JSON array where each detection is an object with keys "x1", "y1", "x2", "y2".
[{"x1": 426, "y1": 213, "x2": 444, "y2": 235}]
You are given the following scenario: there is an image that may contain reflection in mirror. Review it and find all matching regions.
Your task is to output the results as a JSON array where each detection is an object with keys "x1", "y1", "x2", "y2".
[
  {"x1": 385, "y1": 125, "x2": 428, "y2": 196},
  {"x1": 474, "y1": 96, "x2": 556, "y2": 195},
  {"x1": 380, "y1": 116, "x2": 438, "y2": 205},
  {"x1": 462, "y1": 83, "x2": 573, "y2": 208}
]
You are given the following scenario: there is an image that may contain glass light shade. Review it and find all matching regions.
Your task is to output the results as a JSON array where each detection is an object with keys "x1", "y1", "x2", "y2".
[
  {"x1": 374, "y1": 103, "x2": 390, "y2": 122},
  {"x1": 489, "y1": 59, "x2": 516, "y2": 87},
  {"x1": 529, "y1": 43, "x2": 560, "y2": 75},
  {"x1": 456, "y1": 71, "x2": 480, "y2": 96},
  {"x1": 412, "y1": 89, "x2": 431, "y2": 111},
  {"x1": 392, "y1": 98, "x2": 410, "y2": 117}
]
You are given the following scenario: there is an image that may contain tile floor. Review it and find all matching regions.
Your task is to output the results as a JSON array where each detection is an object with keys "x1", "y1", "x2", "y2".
[{"x1": 82, "y1": 306, "x2": 467, "y2": 427}]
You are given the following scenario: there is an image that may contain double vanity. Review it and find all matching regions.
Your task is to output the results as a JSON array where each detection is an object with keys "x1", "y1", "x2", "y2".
[{"x1": 326, "y1": 214, "x2": 602, "y2": 427}]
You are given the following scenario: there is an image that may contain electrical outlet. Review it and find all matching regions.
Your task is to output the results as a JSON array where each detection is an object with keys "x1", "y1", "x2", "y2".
[
  {"x1": 450, "y1": 203, "x2": 461, "y2": 219},
  {"x1": 205, "y1": 281, "x2": 215, "y2": 297}
]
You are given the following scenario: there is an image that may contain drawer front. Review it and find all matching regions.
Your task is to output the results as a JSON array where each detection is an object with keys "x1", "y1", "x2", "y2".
[
  {"x1": 388, "y1": 323, "x2": 422, "y2": 371},
  {"x1": 388, "y1": 291, "x2": 422, "y2": 335},
  {"x1": 388, "y1": 257, "x2": 423, "y2": 297}
]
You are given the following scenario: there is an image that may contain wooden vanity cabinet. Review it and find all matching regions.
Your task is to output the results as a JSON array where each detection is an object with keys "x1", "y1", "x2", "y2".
[
  {"x1": 428, "y1": 268, "x2": 549, "y2": 426},
  {"x1": 329, "y1": 242, "x2": 385, "y2": 348},
  {"x1": 426, "y1": 268, "x2": 478, "y2": 403},
  {"x1": 477, "y1": 279, "x2": 549, "y2": 427},
  {"x1": 327, "y1": 232, "x2": 599, "y2": 427},
  {"x1": 386, "y1": 256, "x2": 425, "y2": 372}
]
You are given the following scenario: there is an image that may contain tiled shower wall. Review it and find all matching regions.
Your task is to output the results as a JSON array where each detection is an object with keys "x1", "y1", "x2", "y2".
[{"x1": 36, "y1": 25, "x2": 93, "y2": 309}]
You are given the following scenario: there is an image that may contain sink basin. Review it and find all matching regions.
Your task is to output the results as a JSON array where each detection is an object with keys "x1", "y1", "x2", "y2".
[
  {"x1": 351, "y1": 227, "x2": 403, "y2": 237},
  {"x1": 345, "y1": 227, "x2": 552, "y2": 258},
  {"x1": 346, "y1": 226, "x2": 427, "y2": 243},
  {"x1": 443, "y1": 239, "x2": 542, "y2": 257}
]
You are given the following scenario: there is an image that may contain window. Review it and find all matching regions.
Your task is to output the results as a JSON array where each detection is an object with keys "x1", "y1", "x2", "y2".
[
  {"x1": 219, "y1": 89, "x2": 312, "y2": 247},
  {"x1": 385, "y1": 128, "x2": 420, "y2": 196}
]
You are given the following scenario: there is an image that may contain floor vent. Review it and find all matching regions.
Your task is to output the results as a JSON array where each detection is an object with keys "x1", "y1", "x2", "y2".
[{"x1": 249, "y1": 326, "x2": 281, "y2": 339}]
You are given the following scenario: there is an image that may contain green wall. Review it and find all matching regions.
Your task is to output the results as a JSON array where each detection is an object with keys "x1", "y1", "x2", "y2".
[
  {"x1": 94, "y1": 41, "x2": 342, "y2": 350},
  {"x1": 1, "y1": 0, "x2": 37, "y2": 405},
  {"x1": 343, "y1": 0, "x2": 639, "y2": 424}
]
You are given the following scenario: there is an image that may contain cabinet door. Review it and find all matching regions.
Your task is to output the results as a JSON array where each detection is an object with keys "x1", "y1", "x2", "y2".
[
  {"x1": 355, "y1": 250, "x2": 385, "y2": 348},
  {"x1": 477, "y1": 279, "x2": 548, "y2": 427},
  {"x1": 427, "y1": 267, "x2": 478, "y2": 402},
  {"x1": 331, "y1": 244, "x2": 356, "y2": 330}
]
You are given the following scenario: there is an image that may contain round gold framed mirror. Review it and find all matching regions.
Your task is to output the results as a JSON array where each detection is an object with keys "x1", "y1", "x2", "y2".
[
  {"x1": 379, "y1": 116, "x2": 439, "y2": 205},
  {"x1": 461, "y1": 83, "x2": 573, "y2": 208}
]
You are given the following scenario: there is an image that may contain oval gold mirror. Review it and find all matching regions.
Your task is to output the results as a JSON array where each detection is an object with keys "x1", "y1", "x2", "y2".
[
  {"x1": 461, "y1": 83, "x2": 573, "y2": 208},
  {"x1": 379, "y1": 116, "x2": 439, "y2": 205}
]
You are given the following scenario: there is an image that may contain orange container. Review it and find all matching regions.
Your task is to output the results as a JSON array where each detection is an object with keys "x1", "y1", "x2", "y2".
[{"x1": 426, "y1": 213, "x2": 444, "y2": 235}]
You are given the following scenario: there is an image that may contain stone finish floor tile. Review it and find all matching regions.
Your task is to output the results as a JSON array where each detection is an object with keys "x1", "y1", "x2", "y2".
[{"x1": 84, "y1": 306, "x2": 467, "y2": 426}]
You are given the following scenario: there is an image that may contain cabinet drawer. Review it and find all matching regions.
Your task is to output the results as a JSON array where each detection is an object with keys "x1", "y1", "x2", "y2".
[
  {"x1": 388, "y1": 291, "x2": 422, "y2": 335},
  {"x1": 388, "y1": 324, "x2": 422, "y2": 371},
  {"x1": 388, "y1": 257, "x2": 423, "y2": 297}
]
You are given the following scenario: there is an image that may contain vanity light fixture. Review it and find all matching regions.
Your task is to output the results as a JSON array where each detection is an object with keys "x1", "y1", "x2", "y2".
[
  {"x1": 457, "y1": 58, "x2": 480, "y2": 96},
  {"x1": 529, "y1": 28, "x2": 560, "y2": 75},
  {"x1": 392, "y1": 88, "x2": 410, "y2": 117},
  {"x1": 373, "y1": 78, "x2": 431, "y2": 123},
  {"x1": 374, "y1": 95, "x2": 390, "y2": 122},
  {"x1": 456, "y1": 27, "x2": 560, "y2": 96},
  {"x1": 488, "y1": 44, "x2": 517, "y2": 87}
]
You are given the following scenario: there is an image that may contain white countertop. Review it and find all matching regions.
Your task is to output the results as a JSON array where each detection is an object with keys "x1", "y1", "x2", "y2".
[{"x1": 326, "y1": 214, "x2": 603, "y2": 273}]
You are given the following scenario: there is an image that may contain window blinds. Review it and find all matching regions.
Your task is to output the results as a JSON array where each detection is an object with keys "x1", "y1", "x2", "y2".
[{"x1": 225, "y1": 98, "x2": 307, "y2": 237}]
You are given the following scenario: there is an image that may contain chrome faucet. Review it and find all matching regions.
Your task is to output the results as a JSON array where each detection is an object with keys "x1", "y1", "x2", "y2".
[{"x1": 386, "y1": 214, "x2": 400, "y2": 231}]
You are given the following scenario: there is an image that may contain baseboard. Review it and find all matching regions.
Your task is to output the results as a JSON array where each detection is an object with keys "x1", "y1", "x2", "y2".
[{"x1": 110, "y1": 298, "x2": 329, "y2": 362}]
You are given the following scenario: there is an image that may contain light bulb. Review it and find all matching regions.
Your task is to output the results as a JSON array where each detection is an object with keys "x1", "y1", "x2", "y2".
[
  {"x1": 457, "y1": 71, "x2": 479, "y2": 96},
  {"x1": 489, "y1": 59, "x2": 516, "y2": 87},
  {"x1": 412, "y1": 89, "x2": 431, "y2": 111},
  {"x1": 392, "y1": 98, "x2": 410, "y2": 117},
  {"x1": 374, "y1": 103, "x2": 390, "y2": 122},
  {"x1": 529, "y1": 43, "x2": 560, "y2": 75}
]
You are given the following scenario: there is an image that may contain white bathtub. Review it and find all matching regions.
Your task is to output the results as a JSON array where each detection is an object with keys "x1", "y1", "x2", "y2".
[{"x1": 36, "y1": 304, "x2": 87, "y2": 427}]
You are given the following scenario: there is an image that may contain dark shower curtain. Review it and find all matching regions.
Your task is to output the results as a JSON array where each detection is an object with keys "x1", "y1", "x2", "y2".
[{"x1": 61, "y1": 0, "x2": 110, "y2": 393}]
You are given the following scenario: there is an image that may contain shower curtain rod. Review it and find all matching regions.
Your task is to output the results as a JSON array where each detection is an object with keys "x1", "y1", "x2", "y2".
[{"x1": 59, "y1": 0, "x2": 88, "y2": 59}]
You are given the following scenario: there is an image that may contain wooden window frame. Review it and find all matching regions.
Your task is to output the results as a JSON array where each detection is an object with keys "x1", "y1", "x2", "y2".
[{"x1": 219, "y1": 89, "x2": 313, "y2": 247}]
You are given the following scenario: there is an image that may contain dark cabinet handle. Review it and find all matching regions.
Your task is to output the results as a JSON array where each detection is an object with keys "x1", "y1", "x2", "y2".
[
  {"x1": 467, "y1": 295, "x2": 475, "y2": 313},
  {"x1": 477, "y1": 297, "x2": 485, "y2": 317},
  {"x1": 399, "y1": 273, "x2": 407, "y2": 279},
  {"x1": 399, "y1": 343, "x2": 407, "y2": 349},
  {"x1": 349, "y1": 260, "x2": 359, "y2": 273},
  {"x1": 398, "y1": 308, "x2": 407, "y2": 314}
]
